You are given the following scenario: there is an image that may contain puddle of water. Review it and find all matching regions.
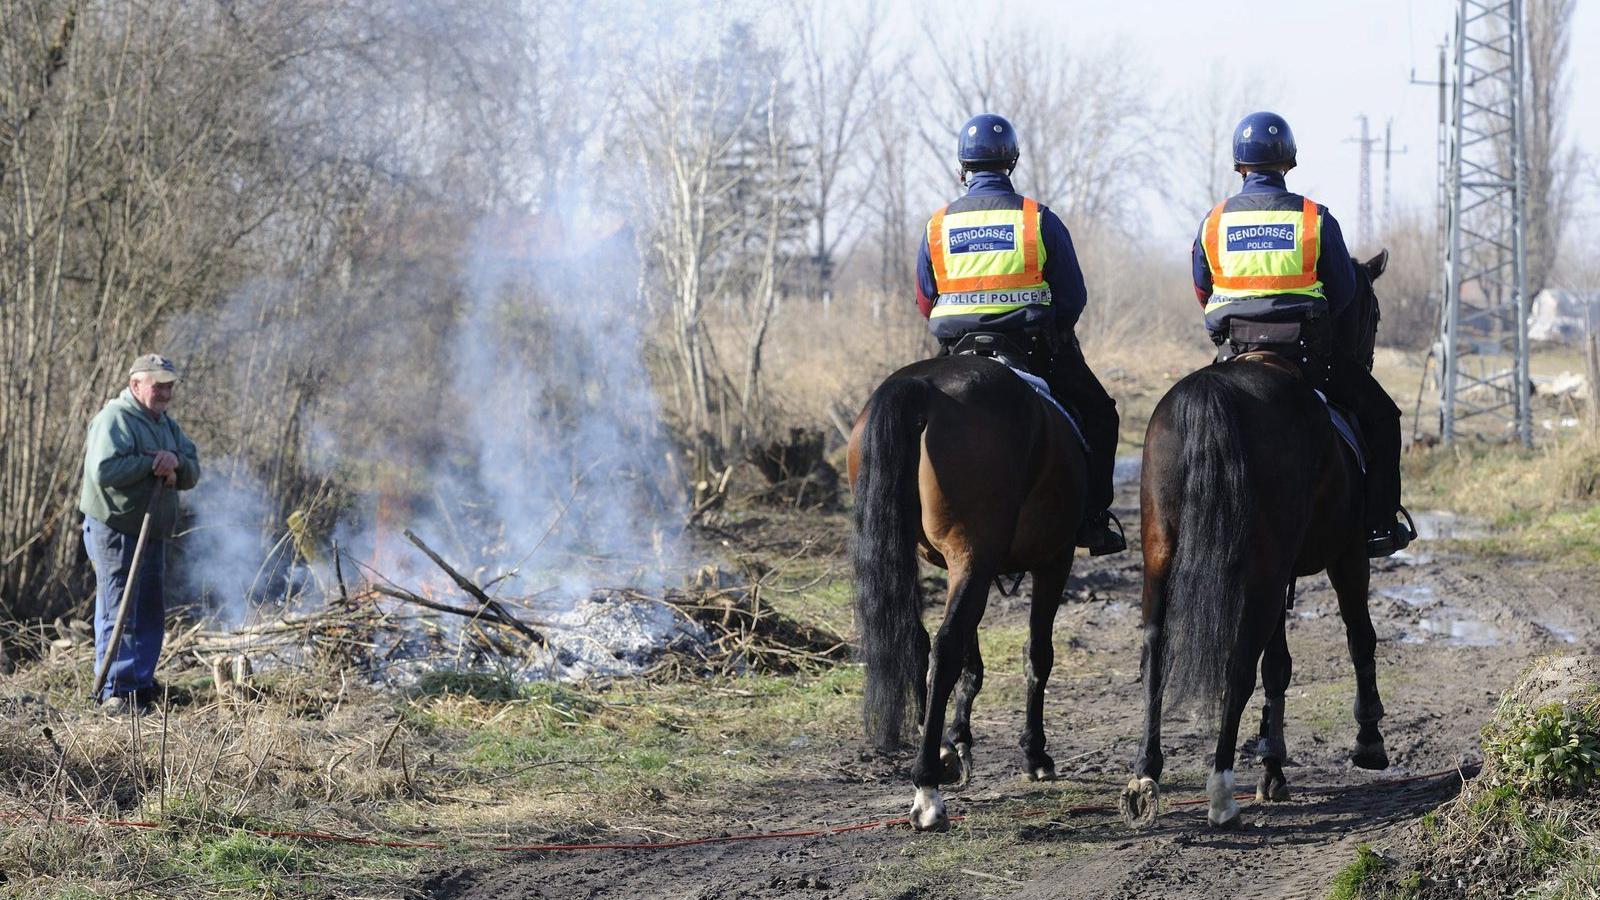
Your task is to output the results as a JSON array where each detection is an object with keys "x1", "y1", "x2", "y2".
[
  {"x1": 1113, "y1": 455, "x2": 1142, "y2": 487},
  {"x1": 1390, "y1": 547, "x2": 1435, "y2": 566},
  {"x1": 1415, "y1": 616, "x2": 1503, "y2": 647},
  {"x1": 1380, "y1": 583, "x2": 1507, "y2": 647},
  {"x1": 1379, "y1": 585, "x2": 1436, "y2": 607},
  {"x1": 1409, "y1": 510, "x2": 1492, "y2": 541}
]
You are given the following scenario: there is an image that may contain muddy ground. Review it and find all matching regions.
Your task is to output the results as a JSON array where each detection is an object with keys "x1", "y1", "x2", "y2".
[{"x1": 424, "y1": 467, "x2": 1597, "y2": 900}]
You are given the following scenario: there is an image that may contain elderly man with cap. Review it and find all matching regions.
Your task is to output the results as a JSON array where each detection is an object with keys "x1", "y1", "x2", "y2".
[{"x1": 79, "y1": 354, "x2": 201, "y2": 713}]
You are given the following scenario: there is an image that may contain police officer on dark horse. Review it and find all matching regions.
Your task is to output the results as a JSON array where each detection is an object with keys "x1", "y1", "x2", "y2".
[
  {"x1": 1196, "y1": 112, "x2": 1412, "y2": 558},
  {"x1": 1120, "y1": 112, "x2": 1415, "y2": 829},
  {"x1": 918, "y1": 114, "x2": 1126, "y2": 558},
  {"x1": 848, "y1": 113, "x2": 1124, "y2": 831}
]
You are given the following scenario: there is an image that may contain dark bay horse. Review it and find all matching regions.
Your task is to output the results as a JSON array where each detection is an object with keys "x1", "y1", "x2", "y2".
[
  {"x1": 848, "y1": 354, "x2": 1085, "y2": 832},
  {"x1": 1121, "y1": 256, "x2": 1391, "y2": 829}
]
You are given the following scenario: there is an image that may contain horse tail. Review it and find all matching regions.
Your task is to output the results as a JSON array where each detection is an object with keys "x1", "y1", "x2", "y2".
[
  {"x1": 1161, "y1": 369, "x2": 1254, "y2": 713},
  {"x1": 852, "y1": 376, "x2": 930, "y2": 750}
]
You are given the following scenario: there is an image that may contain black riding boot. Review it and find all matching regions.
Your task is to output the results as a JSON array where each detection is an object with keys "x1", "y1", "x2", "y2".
[
  {"x1": 1048, "y1": 335, "x2": 1125, "y2": 555},
  {"x1": 1330, "y1": 361, "x2": 1413, "y2": 557}
]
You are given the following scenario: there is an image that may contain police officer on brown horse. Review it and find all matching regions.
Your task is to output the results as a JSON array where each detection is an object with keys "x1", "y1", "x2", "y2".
[
  {"x1": 1193, "y1": 111, "x2": 1413, "y2": 557},
  {"x1": 915, "y1": 113, "x2": 1125, "y2": 555}
]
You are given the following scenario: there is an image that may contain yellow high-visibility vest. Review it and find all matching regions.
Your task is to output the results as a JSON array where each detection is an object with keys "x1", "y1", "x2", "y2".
[
  {"x1": 1201, "y1": 196, "x2": 1325, "y2": 318},
  {"x1": 927, "y1": 197, "x2": 1051, "y2": 318}
]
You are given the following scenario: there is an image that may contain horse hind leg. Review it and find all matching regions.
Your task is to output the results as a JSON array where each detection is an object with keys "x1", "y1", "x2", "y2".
[
  {"x1": 1208, "y1": 588, "x2": 1278, "y2": 828},
  {"x1": 1328, "y1": 548, "x2": 1388, "y2": 769},
  {"x1": 909, "y1": 559, "x2": 994, "y2": 832},
  {"x1": 940, "y1": 634, "x2": 982, "y2": 788},
  {"x1": 1256, "y1": 609, "x2": 1292, "y2": 802},
  {"x1": 1020, "y1": 562, "x2": 1069, "y2": 782},
  {"x1": 1122, "y1": 531, "x2": 1169, "y2": 829},
  {"x1": 1207, "y1": 656, "x2": 1255, "y2": 829}
]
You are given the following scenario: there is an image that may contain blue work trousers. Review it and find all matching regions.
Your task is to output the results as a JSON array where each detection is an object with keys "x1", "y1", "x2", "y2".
[{"x1": 84, "y1": 515, "x2": 166, "y2": 701}]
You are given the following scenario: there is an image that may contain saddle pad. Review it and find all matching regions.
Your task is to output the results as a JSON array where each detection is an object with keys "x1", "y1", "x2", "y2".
[
  {"x1": 1314, "y1": 390, "x2": 1366, "y2": 473},
  {"x1": 1006, "y1": 366, "x2": 1090, "y2": 452}
]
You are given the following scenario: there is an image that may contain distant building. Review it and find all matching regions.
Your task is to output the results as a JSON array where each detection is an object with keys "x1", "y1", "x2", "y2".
[{"x1": 1528, "y1": 289, "x2": 1600, "y2": 344}]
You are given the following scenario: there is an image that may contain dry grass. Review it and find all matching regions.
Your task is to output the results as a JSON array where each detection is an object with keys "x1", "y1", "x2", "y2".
[
  {"x1": 0, "y1": 552, "x2": 864, "y2": 898},
  {"x1": 1403, "y1": 431, "x2": 1600, "y2": 563},
  {"x1": 746, "y1": 284, "x2": 1211, "y2": 455}
]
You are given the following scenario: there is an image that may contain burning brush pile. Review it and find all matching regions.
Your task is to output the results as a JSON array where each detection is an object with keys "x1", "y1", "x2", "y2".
[{"x1": 172, "y1": 528, "x2": 847, "y2": 688}]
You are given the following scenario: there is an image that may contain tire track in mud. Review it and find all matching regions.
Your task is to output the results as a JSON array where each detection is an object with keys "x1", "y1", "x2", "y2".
[{"x1": 427, "y1": 479, "x2": 1596, "y2": 900}]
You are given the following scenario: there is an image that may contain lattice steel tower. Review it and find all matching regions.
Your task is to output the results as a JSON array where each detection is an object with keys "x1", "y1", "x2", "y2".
[{"x1": 1438, "y1": 0, "x2": 1530, "y2": 445}]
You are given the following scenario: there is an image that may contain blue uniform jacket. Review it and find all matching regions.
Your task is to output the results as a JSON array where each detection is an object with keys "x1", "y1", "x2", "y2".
[
  {"x1": 1190, "y1": 171, "x2": 1357, "y2": 338},
  {"x1": 916, "y1": 171, "x2": 1088, "y2": 340}
]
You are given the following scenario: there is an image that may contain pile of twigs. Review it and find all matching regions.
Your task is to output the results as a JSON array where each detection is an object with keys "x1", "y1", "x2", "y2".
[
  {"x1": 643, "y1": 565, "x2": 848, "y2": 676},
  {"x1": 174, "y1": 531, "x2": 847, "y2": 684}
]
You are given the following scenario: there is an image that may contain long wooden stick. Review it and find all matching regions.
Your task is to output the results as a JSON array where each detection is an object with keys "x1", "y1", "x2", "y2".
[
  {"x1": 401, "y1": 529, "x2": 546, "y2": 646},
  {"x1": 368, "y1": 583, "x2": 546, "y2": 647},
  {"x1": 91, "y1": 480, "x2": 164, "y2": 700}
]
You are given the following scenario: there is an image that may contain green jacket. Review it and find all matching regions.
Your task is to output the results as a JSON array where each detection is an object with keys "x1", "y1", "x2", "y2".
[{"x1": 78, "y1": 389, "x2": 201, "y2": 538}]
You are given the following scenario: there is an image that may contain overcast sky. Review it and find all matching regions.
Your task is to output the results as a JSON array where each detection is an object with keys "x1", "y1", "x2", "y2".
[{"x1": 880, "y1": 0, "x2": 1598, "y2": 249}]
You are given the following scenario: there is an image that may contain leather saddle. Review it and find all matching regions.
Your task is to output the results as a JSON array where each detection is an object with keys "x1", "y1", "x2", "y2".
[
  {"x1": 1225, "y1": 343, "x2": 1368, "y2": 472},
  {"x1": 946, "y1": 331, "x2": 1035, "y2": 373}
]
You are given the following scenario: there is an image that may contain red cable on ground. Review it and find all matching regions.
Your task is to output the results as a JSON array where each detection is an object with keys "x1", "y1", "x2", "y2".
[{"x1": 0, "y1": 767, "x2": 1466, "y2": 854}]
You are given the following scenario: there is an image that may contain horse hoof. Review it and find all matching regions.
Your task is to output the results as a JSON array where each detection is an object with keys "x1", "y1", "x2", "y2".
[
  {"x1": 1118, "y1": 776, "x2": 1160, "y2": 829},
  {"x1": 1026, "y1": 752, "x2": 1056, "y2": 782},
  {"x1": 939, "y1": 745, "x2": 962, "y2": 785},
  {"x1": 1210, "y1": 808, "x2": 1245, "y2": 829},
  {"x1": 1256, "y1": 771, "x2": 1290, "y2": 802},
  {"x1": 1206, "y1": 770, "x2": 1241, "y2": 827},
  {"x1": 909, "y1": 786, "x2": 948, "y2": 832},
  {"x1": 1351, "y1": 740, "x2": 1389, "y2": 771},
  {"x1": 939, "y1": 743, "x2": 974, "y2": 788}
]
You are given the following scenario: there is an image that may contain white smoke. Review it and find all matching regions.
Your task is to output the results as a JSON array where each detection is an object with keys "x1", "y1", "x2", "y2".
[{"x1": 164, "y1": 1, "x2": 715, "y2": 674}]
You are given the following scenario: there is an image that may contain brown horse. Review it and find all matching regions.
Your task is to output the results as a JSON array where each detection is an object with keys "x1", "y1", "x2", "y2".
[
  {"x1": 848, "y1": 354, "x2": 1085, "y2": 832},
  {"x1": 1120, "y1": 255, "x2": 1392, "y2": 829}
]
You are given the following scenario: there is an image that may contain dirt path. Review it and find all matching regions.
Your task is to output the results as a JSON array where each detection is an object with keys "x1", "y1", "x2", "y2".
[{"x1": 427, "y1": 472, "x2": 1597, "y2": 900}]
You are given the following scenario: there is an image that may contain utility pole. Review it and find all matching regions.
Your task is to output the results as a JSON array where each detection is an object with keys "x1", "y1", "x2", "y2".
[
  {"x1": 1344, "y1": 115, "x2": 1377, "y2": 250},
  {"x1": 1410, "y1": 40, "x2": 1450, "y2": 442},
  {"x1": 1438, "y1": 0, "x2": 1531, "y2": 446},
  {"x1": 1382, "y1": 119, "x2": 1408, "y2": 227}
]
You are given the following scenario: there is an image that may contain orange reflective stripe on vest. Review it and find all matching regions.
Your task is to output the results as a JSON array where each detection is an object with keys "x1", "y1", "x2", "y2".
[
  {"x1": 1203, "y1": 197, "x2": 1320, "y2": 291},
  {"x1": 929, "y1": 198, "x2": 1042, "y2": 292}
]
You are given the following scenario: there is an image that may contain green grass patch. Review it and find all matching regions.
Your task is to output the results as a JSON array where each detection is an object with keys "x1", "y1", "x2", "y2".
[
  {"x1": 185, "y1": 833, "x2": 302, "y2": 888},
  {"x1": 1327, "y1": 844, "x2": 1388, "y2": 900}
]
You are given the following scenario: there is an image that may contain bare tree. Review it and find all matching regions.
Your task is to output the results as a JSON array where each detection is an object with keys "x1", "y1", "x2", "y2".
[
  {"x1": 910, "y1": 24, "x2": 1156, "y2": 237},
  {"x1": 735, "y1": 75, "x2": 807, "y2": 435},
  {"x1": 1524, "y1": 0, "x2": 1576, "y2": 297},
  {"x1": 865, "y1": 55, "x2": 914, "y2": 300},
  {"x1": 1166, "y1": 62, "x2": 1278, "y2": 216},
  {"x1": 787, "y1": 0, "x2": 882, "y2": 299},
  {"x1": 630, "y1": 22, "x2": 776, "y2": 463},
  {"x1": 0, "y1": 0, "x2": 319, "y2": 619}
]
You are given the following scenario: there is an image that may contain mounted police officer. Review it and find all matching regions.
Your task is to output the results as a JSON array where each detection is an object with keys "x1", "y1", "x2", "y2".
[
  {"x1": 916, "y1": 113, "x2": 1125, "y2": 556},
  {"x1": 1193, "y1": 111, "x2": 1412, "y2": 557}
]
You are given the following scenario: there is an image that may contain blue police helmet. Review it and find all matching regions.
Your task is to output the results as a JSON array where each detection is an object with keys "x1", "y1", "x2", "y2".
[
  {"x1": 1232, "y1": 111, "x2": 1297, "y2": 167},
  {"x1": 957, "y1": 113, "x2": 1020, "y2": 171}
]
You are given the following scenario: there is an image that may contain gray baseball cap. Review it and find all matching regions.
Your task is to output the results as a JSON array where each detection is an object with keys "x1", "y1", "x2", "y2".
[{"x1": 129, "y1": 353, "x2": 180, "y2": 383}]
